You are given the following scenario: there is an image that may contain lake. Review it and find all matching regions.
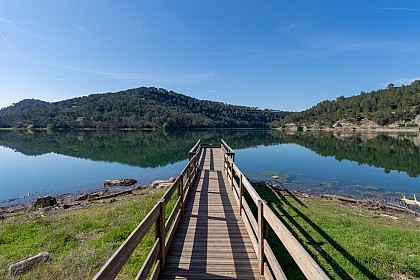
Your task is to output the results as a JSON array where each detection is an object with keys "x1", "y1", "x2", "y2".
[{"x1": 0, "y1": 129, "x2": 419, "y2": 206}]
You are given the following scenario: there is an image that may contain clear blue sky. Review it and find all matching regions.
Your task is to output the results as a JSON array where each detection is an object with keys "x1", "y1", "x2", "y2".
[{"x1": 1, "y1": 1, "x2": 420, "y2": 111}]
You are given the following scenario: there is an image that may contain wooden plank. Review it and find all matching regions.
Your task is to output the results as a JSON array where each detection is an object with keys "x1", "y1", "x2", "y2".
[
  {"x1": 162, "y1": 178, "x2": 179, "y2": 203},
  {"x1": 232, "y1": 182, "x2": 240, "y2": 207},
  {"x1": 158, "y1": 200, "x2": 166, "y2": 269},
  {"x1": 165, "y1": 197, "x2": 181, "y2": 232},
  {"x1": 242, "y1": 178, "x2": 261, "y2": 205},
  {"x1": 258, "y1": 200, "x2": 264, "y2": 273},
  {"x1": 188, "y1": 139, "x2": 201, "y2": 160},
  {"x1": 239, "y1": 174, "x2": 243, "y2": 216},
  {"x1": 164, "y1": 263, "x2": 261, "y2": 272},
  {"x1": 135, "y1": 238, "x2": 160, "y2": 280},
  {"x1": 242, "y1": 205, "x2": 259, "y2": 258},
  {"x1": 264, "y1": 239, "x2": 287, "y2": 280},
  {"x1": 165, "y1": 208, "x2": 181, "y2": 254},
  {"x1": 165, "y1": 258, "x2": 259, "y2": 265},
  {"x1": 220, "y1": 139, "x2": 234, "y2": 153},
  {"x1": 232, "y1": 163, "x2": 241, "y2": 177},
  {"x1": 232, "y1": 177, "x2": 240, "y2": 201},
  {"x1": 263, "y1": 203, "x2": 329, "y2": 279},
  {"x1": 242, "y1": 198, "x2": 258, "y2": 235},
  {"x1": 162, "y1": 272, "x2": 262, "y2": 280},
  {"x1": 264, "y1": 262, "x2": 275, "y2": 280},
  {"x1": 149, "y1": 260, "x2": 160, "y2": 280},
  {"x1": 93, "y1": 202, "x2": 160, "y2": 280}
]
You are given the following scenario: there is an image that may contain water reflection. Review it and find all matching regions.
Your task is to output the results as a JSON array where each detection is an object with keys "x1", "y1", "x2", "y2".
[{"x1": 0, "y1": 130, "x2": 419, "y2": 204}]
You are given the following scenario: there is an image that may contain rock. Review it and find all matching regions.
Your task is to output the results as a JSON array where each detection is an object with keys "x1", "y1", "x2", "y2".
[
  {"x1": 62, "y1": 202, "x2": 80, "y2": 209},
  {"x1": 32, "y1": 196, "x2": 57, "y2": 209},
  {"x1": 9, "y1": 252, "x2": 49, "y2": 276},
  {"x1": 109, "y1": 198, "x2": 117, "y2": 203},
  {"x1": 0, "y1": 215, "x2": 5, "y2": 220},
  {"x1": 151, "y1": 180, "x2": 173, "y2": 189},
  {"x1": 76, "y1": 193, "x2": 89, "y2": 201},
  {"x1": 379, "y1": 213, "x2": 398, "y2": 220},
  {"x1": 272, "y1": 175, "x2": 280, "y2": 180},
  {"x1": 168, "y1": 177, "x2": 176, "y2": 182},
  {"x1": 104, "y1": 178, "x2": 137, "y2": 188}
]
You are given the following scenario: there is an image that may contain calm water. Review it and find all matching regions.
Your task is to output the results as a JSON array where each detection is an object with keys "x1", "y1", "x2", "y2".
[{"x1": 0, "y1": 130, "x2": 419, "y2": 205}]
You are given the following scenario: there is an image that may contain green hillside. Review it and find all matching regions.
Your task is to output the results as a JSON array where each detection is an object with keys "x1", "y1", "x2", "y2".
[
  {"x1": 271, "y1": 81, "x2": 420, "y2": 129},
  {"x1": 0, "y1": 87, "x2": 289, "y2": 129},
  {"x1": 0, "y1": 99, "x2": 49, "y2": 116}
]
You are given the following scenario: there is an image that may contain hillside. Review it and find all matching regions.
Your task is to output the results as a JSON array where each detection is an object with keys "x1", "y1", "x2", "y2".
[
  {"x1": 0, "y1": 99, "x2": 49, "y2": 116},
  {"x1": 0, "y1": 87, "x2": 289, "y2": 129},
  {"x1": 271, "y1": 80, "x2": 420, "y2": 130}
]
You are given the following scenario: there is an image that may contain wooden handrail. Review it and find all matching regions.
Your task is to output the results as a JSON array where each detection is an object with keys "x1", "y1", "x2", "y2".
[
  {"x1": 221, "y1": 139, "x2": 235, "y2": 161},
  {"x1": 93, "y1": 151, "x2": 199, "y2": 280},
  {"x1": 221, "y1": 140, "x2": 329, "y2": 280},
  {"x1": 189, "y1": 139, "x2": 201, "y2": 160}
]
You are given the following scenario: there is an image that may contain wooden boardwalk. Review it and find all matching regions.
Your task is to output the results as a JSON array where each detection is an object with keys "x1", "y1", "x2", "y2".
[
  {"x1": 160, "y1": 147, "x2": 264, "y2": 279},
  {"x1": 93, "y1": 140, "x2": 329, "y2": 280}
]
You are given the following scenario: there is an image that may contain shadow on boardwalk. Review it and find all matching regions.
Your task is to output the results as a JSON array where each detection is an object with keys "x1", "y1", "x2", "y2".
[{"x1": 160, "y1": 148, "x2": 263, "y2": 279}]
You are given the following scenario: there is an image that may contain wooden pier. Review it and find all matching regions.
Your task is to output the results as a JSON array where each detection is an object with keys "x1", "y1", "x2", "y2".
[{"x1": 93, "y1": 140, "x2": 329, "y2": 280}]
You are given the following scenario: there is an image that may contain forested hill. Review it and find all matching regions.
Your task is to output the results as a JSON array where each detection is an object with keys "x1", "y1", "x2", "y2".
[
  {"x1": 271, "y1": 80, "x2": 420, "y2": 129},
  {"x1": 0, "y1": 87, "x2": 289, "y2": 129},
  {"x1": 0, "y1": 99, "x2": 49, "y2": 116}
]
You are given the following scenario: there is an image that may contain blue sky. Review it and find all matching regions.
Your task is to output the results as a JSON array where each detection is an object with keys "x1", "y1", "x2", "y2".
[{"x1": 1, "y1": 1, "x2": 420, "y2": 111}]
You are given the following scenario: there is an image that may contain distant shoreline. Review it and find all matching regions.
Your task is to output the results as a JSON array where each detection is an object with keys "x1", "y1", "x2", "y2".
[{"x1": 275, "y1": 127, "x2": 420, "y2": 133}]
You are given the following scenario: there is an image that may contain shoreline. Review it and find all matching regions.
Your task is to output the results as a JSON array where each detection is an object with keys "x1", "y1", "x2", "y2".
[
  {"x1": 0, "y1": 178, "x2": 174, "y2": 214},
  {"x1": 275, "y1": 127, "x2": 420, "y2": 133},
  {"x1": 267, "y1": 184, "x2": 419, "y2": 216},
  {"x1": 2, "y1": 181, "x2": 418, "y2": 218}
]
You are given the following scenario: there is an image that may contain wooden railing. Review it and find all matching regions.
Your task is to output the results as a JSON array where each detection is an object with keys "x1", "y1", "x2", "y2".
[
  {"x1": 93, "y1": 142, "x2": 201, "y2": 280},
  {"x1": 221, "y1": 139, "x2": 329, "y2": 280}
]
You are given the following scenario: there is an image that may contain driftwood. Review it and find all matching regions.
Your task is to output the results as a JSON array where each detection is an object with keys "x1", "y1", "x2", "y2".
[
  {"x1": 401, "y1": 195, "x2": 420, "y2": 207},
  {"x1": 319, "y1": 194, "x2": 358, "y2": 203},
  {"x1": 9, "y1": 252, "x2": 49, "y2": 276},
  {"x1": 385, "y1": 204, "x2": 418, "y2": 216},
  {"x1": 104, "y1": 178, "x2": 137, "y2": 188},
  {"x1": 88, "y1": 190, "x2": 133, "y2": 201}
]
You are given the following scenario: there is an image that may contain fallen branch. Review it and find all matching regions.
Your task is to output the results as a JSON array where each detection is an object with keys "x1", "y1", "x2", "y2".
[{"x1": 319, "y1": 194, "x2": 358, "y2": 203}]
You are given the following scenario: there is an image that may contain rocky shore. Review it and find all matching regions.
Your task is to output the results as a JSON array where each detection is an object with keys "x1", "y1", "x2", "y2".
[{"x1": 0, "y1": 177, "x2": 176, "y2": 215}]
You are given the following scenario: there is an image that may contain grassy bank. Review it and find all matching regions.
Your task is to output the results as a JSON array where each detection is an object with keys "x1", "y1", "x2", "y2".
[
  {"x1": 256, "y1": 185, "x2": 419, "y2": 279},
  {"x1": 1, "y1": 186, "x2": 419, "y2": 279},
  {"x1": 0, "y1": 188, "x2": 170, "y2": 279}
]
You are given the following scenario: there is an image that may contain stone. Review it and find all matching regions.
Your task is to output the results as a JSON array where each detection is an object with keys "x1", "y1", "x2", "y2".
[
  {"x1": 104, "y1": 178, "x2": 137, "y2": 188},
  {"x1": 32, "y1": 196, "x2": 57, "y2": 209},
  {"x1": 151, "y1": 180, "x2": 173, "y2": 189},
  {"x1": 168, "y1": 177, "x2": 176, "y2": 182},
  {"x1": 9, "y1": 252, "x2": 49, "y2": 276}
]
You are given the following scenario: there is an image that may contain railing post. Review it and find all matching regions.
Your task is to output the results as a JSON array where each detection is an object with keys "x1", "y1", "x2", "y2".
[
  {"x1": 239, "y1": 174, "x2": 243, "y2": 215},
  {"x1": 178, "y1": 177, "x2": 183, "y2": 217},
  {"x1": 180, "y1": 178, "x2": 185, "y2": 215},
  {"x1": 258, "y1": 200, "x2": 264, "y2": 274},
  {"x1": 155, "y1": 200, "x2": 166, "y2": 270},
  {"x1": 230, "y1": 162, "x2": 234, "y2": 191}
]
